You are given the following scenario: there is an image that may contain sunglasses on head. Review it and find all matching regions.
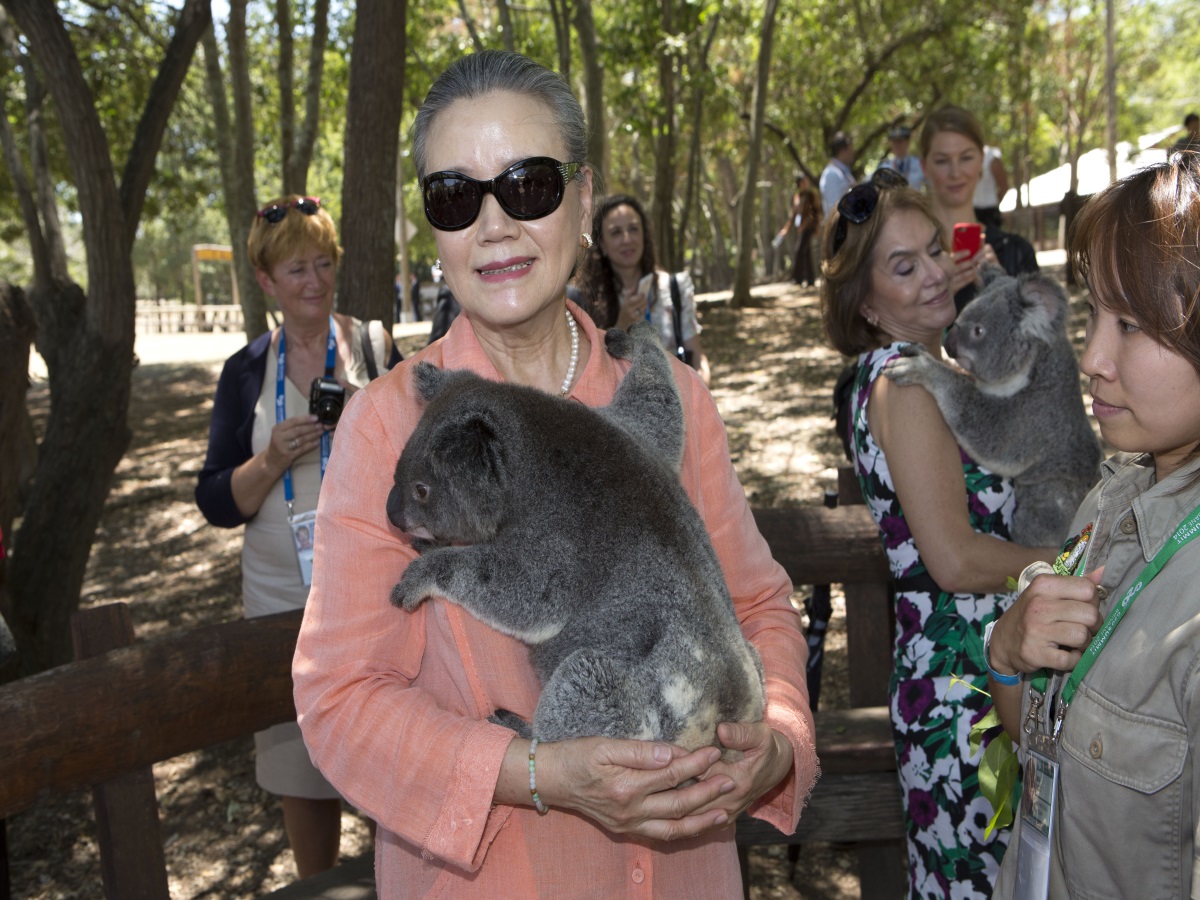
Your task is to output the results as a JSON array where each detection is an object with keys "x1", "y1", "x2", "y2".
[
  {"x1": 257, "y1": 197, "x2": 322, "y2": 224},
  {"x1": 422, "y1": 157, "x2": 582, "y2": 231},
  {"x1": 831, "y1": 167, "x2": 909, "y2": 256}
]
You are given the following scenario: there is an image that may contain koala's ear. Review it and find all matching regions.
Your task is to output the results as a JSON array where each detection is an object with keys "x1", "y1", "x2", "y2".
[
  {"x1": 978, "y1": 263, "x2": 1009, "y2": 288},
  {"x1": 413, "y1": 362, "x2": 449, "y2": 402},
  {"x1": 432, "y1": 407, "x2": 508, "y2": 488},
  {"x1": 1019, "y1": 274, "x2": 1069, "y2": 332}
]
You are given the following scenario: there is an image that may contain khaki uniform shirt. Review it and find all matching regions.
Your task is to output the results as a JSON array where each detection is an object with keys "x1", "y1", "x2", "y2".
[{"x1": 995, "y1": 453, "x2": 1200, "y2": 899}]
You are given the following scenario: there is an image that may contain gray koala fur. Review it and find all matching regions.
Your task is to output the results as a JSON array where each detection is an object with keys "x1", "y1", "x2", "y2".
[
  {"x1": 386, "y1": 322, "x2": 765, "y2": 751},
  {"x1": 883, "y1": 266, "x2": 1101, "y2": 547}
]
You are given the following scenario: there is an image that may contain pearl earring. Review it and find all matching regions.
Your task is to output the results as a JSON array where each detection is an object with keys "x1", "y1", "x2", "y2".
[{"x1": 580, "y1": 233, "x2": 594, "y2": 250}]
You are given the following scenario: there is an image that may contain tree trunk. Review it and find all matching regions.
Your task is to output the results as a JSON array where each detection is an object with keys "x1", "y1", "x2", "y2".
[
  {"x1": 652, "y1": 0, "x2": 677, "y2": 271},
  {"x1": 3, "y1": 0, "x2": 209, "y2": 675},
  {"x1": 573, "y1": 0, "x2": 605, "y2": 187},
  {"x1": 277, "y1": 0, "x2": 296, "y2": 194},
  {"x1": 547, "y1": 0, "x2": 571, "y2": 80},
  {"x1": 200, "y1": 24, "x2": 259, "y2": 339},
  {"x1": 495, "y1": 0, "x2": 515, "y2": 52},
  {"x1": 283, "y1": 0, "x2": 329, "y2": 195},
  {"x1": 731, "y1": 0, "x2": 780, "y2": 307},
  {"x1": 677, "y1": 14, "x2": 719, "y2": 271},
  {"x1": 226, "y1": 0, "x2": 269, "y2": 339},
  {"x1": 0, "y1": 281, "x2": 35, "y2": 678},
  {"x1": 336, "y1": 0, "x2": 407, "y2": 325}
]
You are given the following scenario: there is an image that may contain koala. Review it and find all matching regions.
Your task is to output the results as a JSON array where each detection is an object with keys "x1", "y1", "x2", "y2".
[
  {"x1": 386, "y1": 322, "x2": 765, "y2": 753},
  {"x1": 883, "y1": 266, "x2": 1101, "y2": 547}
]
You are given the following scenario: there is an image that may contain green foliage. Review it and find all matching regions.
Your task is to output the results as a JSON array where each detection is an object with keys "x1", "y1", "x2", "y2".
[{"x1": 5, "y1": 0, "x2": 1200, "y2": 294}]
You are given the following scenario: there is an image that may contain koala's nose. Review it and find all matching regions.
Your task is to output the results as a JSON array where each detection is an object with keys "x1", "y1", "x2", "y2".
[
  {"x1": 943, "y1": 325, "x2": 960, "y2": 359},
  {"x1": 386, "y1": 485, "x2": 407, "y2": 530}
]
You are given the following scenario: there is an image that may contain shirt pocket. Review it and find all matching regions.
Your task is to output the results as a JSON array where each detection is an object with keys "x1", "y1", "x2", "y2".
[{"x1": 1057, "y1": 684, "x2": 1188, "y2": 899}]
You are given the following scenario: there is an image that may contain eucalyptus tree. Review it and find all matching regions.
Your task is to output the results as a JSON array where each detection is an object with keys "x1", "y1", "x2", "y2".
[
  {"x1": 0, "y1": 0, "x2": 211, "y2": 676},
  {"x1": 202, "y1": 0, "x2": 340, "y2": 339}
]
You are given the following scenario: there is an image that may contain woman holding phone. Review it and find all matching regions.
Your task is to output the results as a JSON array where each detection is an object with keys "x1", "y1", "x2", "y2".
[{"x1": 919, "y1": 105, "x2": 1038, "y2": 312}]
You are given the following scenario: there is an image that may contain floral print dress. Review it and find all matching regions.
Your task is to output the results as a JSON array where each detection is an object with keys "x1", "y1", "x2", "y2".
[{"x1": 850, "y1": 344, "x2": 1017, "y2": 899}]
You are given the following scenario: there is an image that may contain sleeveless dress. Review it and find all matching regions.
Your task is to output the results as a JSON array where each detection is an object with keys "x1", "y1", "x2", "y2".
[
  {"x1": 244, "y1": 318, "x2": 378, "y2": 798},
  {"x1": 849, "y1": 344, "x2": 1017, "y2": 898}
]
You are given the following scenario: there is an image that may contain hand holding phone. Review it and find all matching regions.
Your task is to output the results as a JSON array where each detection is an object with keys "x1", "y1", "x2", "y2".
[{"x1": 952, "y1": 222, "x2": 983, "y2": 258}]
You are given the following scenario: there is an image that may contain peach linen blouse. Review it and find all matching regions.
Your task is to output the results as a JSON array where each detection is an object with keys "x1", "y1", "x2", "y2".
[{"x1": 293, "y1": 303, "x2": 819, "y2": 898}]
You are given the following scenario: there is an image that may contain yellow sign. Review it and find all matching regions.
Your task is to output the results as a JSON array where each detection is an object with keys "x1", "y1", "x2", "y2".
[{"x1": 193, "y1": 245, "x2": 233, "y2": 262}]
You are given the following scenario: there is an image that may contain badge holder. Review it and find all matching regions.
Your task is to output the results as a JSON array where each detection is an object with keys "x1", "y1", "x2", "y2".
[
  {"x1": 1013, "y1": 727, "x2": 1059, "y2": 900},
  {"x1": 288, "y1": 509, "x2": 317, "y2": 586}
]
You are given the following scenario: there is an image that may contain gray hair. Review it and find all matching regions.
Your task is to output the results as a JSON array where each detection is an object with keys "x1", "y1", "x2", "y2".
[{"x1": 410, "y1": 50, "x2": 589, "y2": 181}]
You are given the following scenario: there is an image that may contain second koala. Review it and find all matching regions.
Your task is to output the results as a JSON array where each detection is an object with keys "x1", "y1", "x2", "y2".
[
  {"x1": 884, "y1": 267, "x2": 1101, "y2": 547},
  {"x1": 386, "y1": 323, "x2": 765, "y2": 753}
]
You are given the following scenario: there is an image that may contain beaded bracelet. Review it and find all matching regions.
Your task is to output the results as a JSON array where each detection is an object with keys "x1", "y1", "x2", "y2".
[{"x1": 528, "y1": 737, "x2": 548, "y2": 814}]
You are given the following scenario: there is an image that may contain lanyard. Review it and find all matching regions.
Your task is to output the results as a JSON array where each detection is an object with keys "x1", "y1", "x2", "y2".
[
  {"x1": 1032, "y1": 502, "x2": 1200, "y2": 727},
  {"x1": 276, "y1": 315, "x2": 336, "y2": 514}
]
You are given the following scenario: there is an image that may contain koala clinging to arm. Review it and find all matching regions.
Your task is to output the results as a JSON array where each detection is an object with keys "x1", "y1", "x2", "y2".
[
  {"x1": 883, "y1": 266, "x2": 1101, "y2": 547},
  {"x1": 386, "y1": 322, "x2": 765, "y2": 754}
]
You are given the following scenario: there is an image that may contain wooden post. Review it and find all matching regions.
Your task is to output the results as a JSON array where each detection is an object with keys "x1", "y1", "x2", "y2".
[{"x1": 70, "y1": 604, "x2": 169, "y2": 900}]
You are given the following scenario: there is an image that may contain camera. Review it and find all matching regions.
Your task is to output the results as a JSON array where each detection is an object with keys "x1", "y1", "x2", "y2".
[{"x1": 309, "y1": 376, "x2": 346, "y2": 426}]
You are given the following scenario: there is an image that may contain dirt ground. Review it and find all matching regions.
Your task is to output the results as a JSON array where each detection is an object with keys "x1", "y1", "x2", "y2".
[{"x1": 11, "y1": 268, "x2": 1083, "y2": 898}]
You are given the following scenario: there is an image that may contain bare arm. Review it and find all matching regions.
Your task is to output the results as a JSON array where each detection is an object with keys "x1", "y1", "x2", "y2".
[
  {"x1": 991, "y1": 156, "x2": 1009, "y2": 199},
  {"x1": 869, "y1": 375, "x2": 1056, "y2": 594},
  {"x1": 987, "y1": 567, "x2": 1104, "y2": 738},
  {"x1": 229, "y1": 413, "x2": 325, "y2": 518}
]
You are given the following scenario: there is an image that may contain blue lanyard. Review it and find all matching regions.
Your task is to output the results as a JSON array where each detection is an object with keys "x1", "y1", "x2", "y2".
[
  {"x1": 644, "y1": 277, "x2": 654, "y2": 324},
  {"x1": 276, "y1": 315, "x2": 336, "y2": 514}
]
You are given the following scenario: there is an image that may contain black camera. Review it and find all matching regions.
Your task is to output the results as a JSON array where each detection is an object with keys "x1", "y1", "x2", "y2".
[{"x1": 309, "y1": 376, "x2": 346, "y2": 426}]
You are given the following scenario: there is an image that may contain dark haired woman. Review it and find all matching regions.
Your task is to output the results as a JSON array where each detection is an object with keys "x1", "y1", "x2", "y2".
[
  {"x1": 990, "y1": 155, "x2": 1200, "y2": 899},
  {"x1": 578, "y1": 193, "x2": 711, "y2": 385},
  {"x1": 820, "y1": 171, "x2": 1057, "y2": 897}
]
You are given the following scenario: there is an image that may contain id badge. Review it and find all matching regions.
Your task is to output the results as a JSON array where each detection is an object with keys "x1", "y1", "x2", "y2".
[
  {"x1": 288, "y1": 509, "x2": 317, "y2": 586},
  {"x1": 1013, "y1": 731, "x2": 1059, "y2": 900}
]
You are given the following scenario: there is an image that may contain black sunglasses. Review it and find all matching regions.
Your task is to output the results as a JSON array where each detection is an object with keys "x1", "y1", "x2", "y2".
[
  {"x1": 257, "y1": 196, "x2": 322, "y2": 224},
  {"x1": 422, "y1": 157, "x2": 582, "y2": 231},
  {"x1": 831, "y1": 168, "x2": 909, "y2": 256}
]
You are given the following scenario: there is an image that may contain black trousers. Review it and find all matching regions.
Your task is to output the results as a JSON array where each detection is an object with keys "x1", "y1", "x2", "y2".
[{"x1": 791, "y1": 230, "x2": 816, "y2": 286}]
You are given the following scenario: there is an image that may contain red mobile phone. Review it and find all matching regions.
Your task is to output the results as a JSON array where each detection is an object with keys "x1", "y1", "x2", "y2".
[{"x1": 952, "y1": 222, "x2": 983, "y2": 258}]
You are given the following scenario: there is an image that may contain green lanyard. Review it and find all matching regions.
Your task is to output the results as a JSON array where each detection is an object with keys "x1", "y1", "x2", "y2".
[{"x1": 1031, "y1": 503, "x2": 1200, "y2": 719}]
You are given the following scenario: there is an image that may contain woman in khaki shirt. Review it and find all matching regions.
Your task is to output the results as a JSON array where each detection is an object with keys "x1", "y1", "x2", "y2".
[{"x1": 988, "y1": 154, "x2": 1200, "y2": 897}]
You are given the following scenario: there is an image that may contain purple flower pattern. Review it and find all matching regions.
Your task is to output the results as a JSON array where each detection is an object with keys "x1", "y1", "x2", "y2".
[{"x1": 850, "y1": 345, "x2": 1019, "y2": 898}]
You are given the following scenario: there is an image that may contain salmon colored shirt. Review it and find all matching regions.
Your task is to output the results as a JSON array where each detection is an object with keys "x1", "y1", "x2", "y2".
[{"x1": 293, "y1": 304, "x2": 818, "y2": 898}]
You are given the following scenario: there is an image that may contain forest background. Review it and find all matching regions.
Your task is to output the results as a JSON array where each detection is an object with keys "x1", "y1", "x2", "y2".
[{"x1": 0, "y1": 0, "x2": 1198, "y2": 685}]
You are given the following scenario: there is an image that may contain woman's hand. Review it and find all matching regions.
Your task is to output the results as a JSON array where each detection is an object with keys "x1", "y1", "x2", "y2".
[
  {"x1": 616, "y1": 291, "x2": 647, "y2": 330},
  {"x1": 537, "y1": 737, "x2": 737, "y2": 841},
  {"x1": 948, "y1": 247, "x2": 981, "y2": 294},
  {"x1": 692, "y1": 722, "x2": 793, "y2": 822},
  {"x1": 269, "y1": 413, "x2": 325, "y2": 470},
  {"x1": 989, "y1": 567, "x2": 1106, "y2": 677}
]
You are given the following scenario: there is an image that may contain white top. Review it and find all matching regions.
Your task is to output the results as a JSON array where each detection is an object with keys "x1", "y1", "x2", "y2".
[
  {"x1": 973, "y1": 146, "x2": 1003, "y2": 208},
  {"x1": 820, "y1": 159, "x2": 856, "y2": 217},
  {"x1": 242, "y1": 319, "x2": 377, "y2": 619},
  {"x1": 637, "y1": 270, "x2": 700, "y2": 354}
]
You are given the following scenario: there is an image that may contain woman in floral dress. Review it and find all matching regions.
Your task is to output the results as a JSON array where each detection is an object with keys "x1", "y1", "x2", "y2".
[{"x1": 819, "y1": 177, "x2": 1059, "y2": 897}]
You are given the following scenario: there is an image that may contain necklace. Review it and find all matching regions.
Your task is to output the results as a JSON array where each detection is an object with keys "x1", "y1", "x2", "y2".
[{"x1": 560, "y1": 307, "x2": 579, "y2": 396}]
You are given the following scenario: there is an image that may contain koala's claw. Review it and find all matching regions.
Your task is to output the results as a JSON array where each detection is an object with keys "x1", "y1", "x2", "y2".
[
  {"x1": 389, "y1": 580, "x2": 428, "y2": 611},
  {"x1": 883, "y1": 357, "x2": 918, "y2": 386}
]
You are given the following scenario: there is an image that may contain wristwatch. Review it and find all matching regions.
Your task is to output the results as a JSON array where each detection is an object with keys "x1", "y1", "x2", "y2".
[{"x1": 984, "y1": 621, "x2": 1021, "y2": 686}]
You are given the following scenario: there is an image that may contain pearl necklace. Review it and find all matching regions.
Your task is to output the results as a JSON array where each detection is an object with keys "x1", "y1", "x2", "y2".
[{"x1": 560, "y1": 307, "x2": 579, "y2": 396}]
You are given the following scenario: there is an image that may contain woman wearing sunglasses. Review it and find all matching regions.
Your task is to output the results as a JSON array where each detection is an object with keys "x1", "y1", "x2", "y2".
[
  {"x1": 577, "y1": 193, "x2": 712, "y2": 386},
  {"x1": 918, "y1": 106, "x2": 1039, "y2": 313},
  {"x1": 195, "y1": 195, "x2": 397, "y2": 878},
  {"x1": 291, "y1": 50, "x2": 815, "y2": 897},
  {"x1": 821, "y1": 179, "x2": 1057, "y2": 897}
]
